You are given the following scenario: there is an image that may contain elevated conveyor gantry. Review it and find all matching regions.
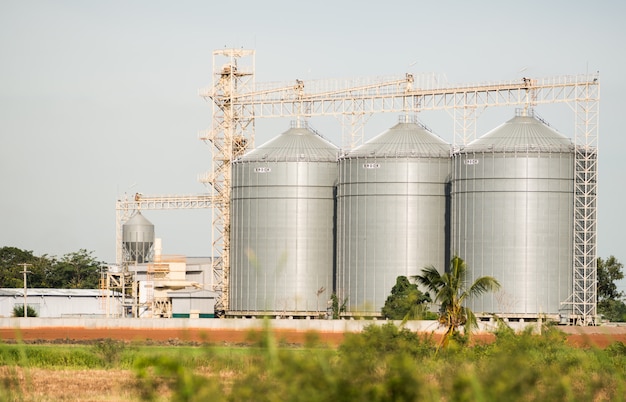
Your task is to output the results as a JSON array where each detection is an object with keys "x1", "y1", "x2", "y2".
[{"x1": 200, "y1": 48, "x2": 598, "y2": 324}]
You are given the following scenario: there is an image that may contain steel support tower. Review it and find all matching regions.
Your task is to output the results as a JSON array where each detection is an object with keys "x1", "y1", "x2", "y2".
[
  {"x1": 198, "y1": 49, "x2": 256, "y2": 312},
  {"x1": 198, "y1": 50, "x2": 598, "y2": 323},
  {"x1": 572, "y1": 83, "x2": 599, "y2": 325}
]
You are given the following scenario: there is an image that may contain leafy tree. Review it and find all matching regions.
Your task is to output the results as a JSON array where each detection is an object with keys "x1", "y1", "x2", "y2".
[
  {"x1": 598, "y1": 299, "x2": 626, "y2": 322},
  {"x1": 597, "y1": 256, "x2": 624, "y2": 301},
  {"x1": 46, "y1": 249, "x2": 103, "y2": 289},
  {"x1": 415, "y1": 256, "x2": 500, "y2": 349},
  {"x1": 381, "y1": 276, "x2": 431, "y2": 320},
  {"x1": 597, "y1": 256, "x2": 626, "y2": 322},
  {"x1": 330, "y1": 293, "x2": 347, "y2": 319},
  {"x1": 0, "y1": 247, "x2": 103, "y2": 289},
  {"x1": 0, "y1": 247, "x2": 49, "y2": 288}
]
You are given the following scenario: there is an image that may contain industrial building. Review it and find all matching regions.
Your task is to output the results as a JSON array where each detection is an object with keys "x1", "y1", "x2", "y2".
[
  {"x1": 103, "y1": 212, "x2": 218, "y2": 318},
  {"x1": 0, "y1": 288, "x2": 121, "y2": 318},
  {"x1": 111, "y1": 48, "x2": 598, "y2": 325}
]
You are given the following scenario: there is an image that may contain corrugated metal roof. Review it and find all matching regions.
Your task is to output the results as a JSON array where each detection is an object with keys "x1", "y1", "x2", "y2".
[
  {"x1": 237, "y1": 127, "x2": 339, "y2": 162},
  {"x1": 463, "y1": 114, "x2": 573, "y2": 152},
  {"x1": 123, "y1": 211, "x2": 153, "y2": 227},
  {"x1": 343, "y1": 122, "x2": 450, "y2": 158}
]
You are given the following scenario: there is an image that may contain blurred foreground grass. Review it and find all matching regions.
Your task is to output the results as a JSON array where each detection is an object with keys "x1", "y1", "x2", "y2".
[{"x1": 1, "y1": 322, "x2": 626, "y2": 401}]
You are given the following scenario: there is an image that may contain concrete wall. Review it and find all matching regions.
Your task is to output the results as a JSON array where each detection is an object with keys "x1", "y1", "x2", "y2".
[{"x1": 0, "y1": 317, "x2": 546, "y2": 334}]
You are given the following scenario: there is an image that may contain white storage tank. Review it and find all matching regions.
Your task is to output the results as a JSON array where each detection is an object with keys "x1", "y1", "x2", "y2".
[
  {"x1": 122, "y1": 212, "x2": 155, "y2": 263},
  {"x1": 336, "y1": 117, "x2": 451, "y2": 315},
  {"x1": 451, "y1": 109, "x2": 574, "y2": 318},
  {"x1": 230, "y1": 123, "x2": 338, "y2": 315}
]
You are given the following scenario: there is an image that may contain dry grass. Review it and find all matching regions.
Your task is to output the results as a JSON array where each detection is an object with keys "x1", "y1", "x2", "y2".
[{"x1": 0, "y1": 367, "x2": 144, "y2": 402}]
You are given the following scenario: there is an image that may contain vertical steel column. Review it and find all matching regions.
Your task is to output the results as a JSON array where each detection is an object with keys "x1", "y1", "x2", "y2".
[
  {"x1": 200, "y1": 49, "x2": 256, "y2": 312},
  {"x1": 572, "y1": 77, "x2": 599, "y2": 325},
  {"x1": 115, "y1": 194, "x2": 139, "y2": 265},
  {"x1": 453, "y1": 105, "x2": 477, "y2": 147}
]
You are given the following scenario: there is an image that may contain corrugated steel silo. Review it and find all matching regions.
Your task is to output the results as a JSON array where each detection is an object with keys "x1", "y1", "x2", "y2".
[
  {"x1": 122, "y1": 212, "x2": 155, "y2": 263},
  {"x1": 451, "y1": 109, "x2": 574, "y2": 319},
  {"x1": 230, "y1": 123, "x2": 338, "y2": 315},
  {"x1": 336, "y1": 117, "x2": 451, "y2": 315}
]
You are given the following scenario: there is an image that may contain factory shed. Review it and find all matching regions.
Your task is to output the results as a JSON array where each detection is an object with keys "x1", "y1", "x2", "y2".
[
  {"x1": 167, "y1": 289, "x2": 218, "y2": 318},
  {"x1": 0, "y1": 288, "x2": 120, "y2": 318}
]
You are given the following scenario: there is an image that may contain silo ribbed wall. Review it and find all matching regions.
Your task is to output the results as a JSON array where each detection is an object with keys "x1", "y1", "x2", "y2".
[
  {"x1": 451, "y1": 114, "x2": 574, "y2": 317},
  {"x1": 230, "y1": 127, "x2": 338, "y2": 315},
  {"x1": 336, "y1": 121, "x2": 450, "y2": 315}
]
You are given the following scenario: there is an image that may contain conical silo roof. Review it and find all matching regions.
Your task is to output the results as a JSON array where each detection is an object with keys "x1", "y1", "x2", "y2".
[
  {"x1": 238, "y1": 126, "x2": 338, "y2": 162},
  {"x1": 345, "y1": 122, "x2": 450, "y2": 158},
  {"x1": 123, "y1": 212, "x2": 153, "y2": 232},
  {"x1": 465, "y1": 112, "x2": 573, "y2": 152}
]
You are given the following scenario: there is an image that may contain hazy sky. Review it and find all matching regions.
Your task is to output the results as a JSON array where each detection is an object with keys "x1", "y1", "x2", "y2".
[{"x1": 1, "y1": 1, "x2": 624, "y2": 289}]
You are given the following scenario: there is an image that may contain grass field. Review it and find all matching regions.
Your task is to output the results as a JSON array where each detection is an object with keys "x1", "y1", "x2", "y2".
[{"x1": 1, "y1": 323, "x2": 626, "y2": 401}]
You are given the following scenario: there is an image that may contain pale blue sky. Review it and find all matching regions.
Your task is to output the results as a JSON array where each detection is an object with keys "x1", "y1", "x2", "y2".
[{"x1": 1, "y1": 1, "x2": 624, "y2": 289}]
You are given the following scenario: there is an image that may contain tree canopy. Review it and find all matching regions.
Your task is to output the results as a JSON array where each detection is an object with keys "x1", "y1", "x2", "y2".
[
  {"x1": 0, "y1": 246, "x2": 104, "y2": 289},
  {"x1": 381, "y1": 276, "x2": 431, "y2": 320},
  {"x1": 597, "y1": 256, "x2": 626, "y2": 322}
]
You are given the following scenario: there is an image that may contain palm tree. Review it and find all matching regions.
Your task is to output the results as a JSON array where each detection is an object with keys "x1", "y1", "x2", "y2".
[{"x1": 414, "y1": 256, "x2": 500, "y2": 349}]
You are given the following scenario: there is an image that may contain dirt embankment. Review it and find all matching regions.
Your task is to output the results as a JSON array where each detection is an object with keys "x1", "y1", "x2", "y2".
[
  {"x1": 0, "y1": 327, "x2": 345, "y2": 346},
  {"x1": 2, "y1": 326, "x2": 626, "y2": 348}
]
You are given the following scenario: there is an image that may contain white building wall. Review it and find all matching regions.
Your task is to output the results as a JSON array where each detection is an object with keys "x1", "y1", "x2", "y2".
[{"x1": 0, "y1": 290, "x2": 121, "y2": 318}]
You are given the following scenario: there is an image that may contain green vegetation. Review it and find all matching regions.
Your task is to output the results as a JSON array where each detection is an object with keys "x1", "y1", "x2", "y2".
[
  {"x1": 11, "y1": 305, "x2": 38, "y2": 317},
  {"x1": 415, "y1": 256, "x2": 501, "y2": 348},
  {"x1": 598, "y1": 255, "x2": 626, "y2": 322},
  {"x1": 2, "y1": 323, "x2": 626, "y2": 401},
  {"x1": 0, "y1": 341, "x2": 229, "y2": 370},
  {"x1": 329, "y1": 292, "x2": 347, "y2": 319},
  {"x1": 0, "y1": 246, "x2": 103, "y2": 289},
  {"x1": 381, "y1": 276, "x2": 433, "y2": 320}
]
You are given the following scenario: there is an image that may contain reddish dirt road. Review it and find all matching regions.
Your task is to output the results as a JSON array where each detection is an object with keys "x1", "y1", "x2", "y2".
[
  {"x1": 0, "y1": 327, "x2": 346, "y2": 345},
  {"x1": 2, "y1": 326, "x2": 625, "y2": 348}
]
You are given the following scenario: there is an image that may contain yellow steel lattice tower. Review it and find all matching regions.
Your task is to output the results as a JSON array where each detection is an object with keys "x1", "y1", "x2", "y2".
[{"x1": 199, "y1": 49, "x2": 255, "y2": 311}]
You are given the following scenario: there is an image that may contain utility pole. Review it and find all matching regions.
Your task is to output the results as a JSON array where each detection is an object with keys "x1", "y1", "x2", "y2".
[{"x1": 18, "y1": 263, "x2": 32, "y2": 318}]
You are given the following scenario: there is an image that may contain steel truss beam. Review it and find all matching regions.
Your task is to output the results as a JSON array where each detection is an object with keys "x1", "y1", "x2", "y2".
[
  {"x1": 201, "y1": 73, "x2": 598, "y2": 144},
  {"x1": 115, "y1": 194, "x2": 215, "y2": 265}
]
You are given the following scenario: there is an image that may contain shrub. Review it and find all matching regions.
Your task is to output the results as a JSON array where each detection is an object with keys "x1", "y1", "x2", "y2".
[
  {"x1": 381, "y1": 276, "x2": 430, "y2": 320},
  {"x1": 92, "y1": 339, "x2": 126, "y2": 367},
  {"x1": 340, "y1": 323, "x2": 435, "y2": 360},
  {"x1": 11, "y1": 305, "x2": 37, "y2": 317}
]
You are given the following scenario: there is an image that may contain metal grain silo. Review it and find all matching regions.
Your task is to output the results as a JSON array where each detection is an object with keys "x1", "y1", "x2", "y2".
[
  {"x1": 336, "y1": 117, "x2": 451, "y2": 315},
  {"x1": 451, "y1": 109, "x2": 574, "y2": 319},
  {"x1": 122, "y1": 212, "x2": 155, "y2": 263},
  {"x1": 230, "y1": 123, "x2": 338, "y2": 316}
]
